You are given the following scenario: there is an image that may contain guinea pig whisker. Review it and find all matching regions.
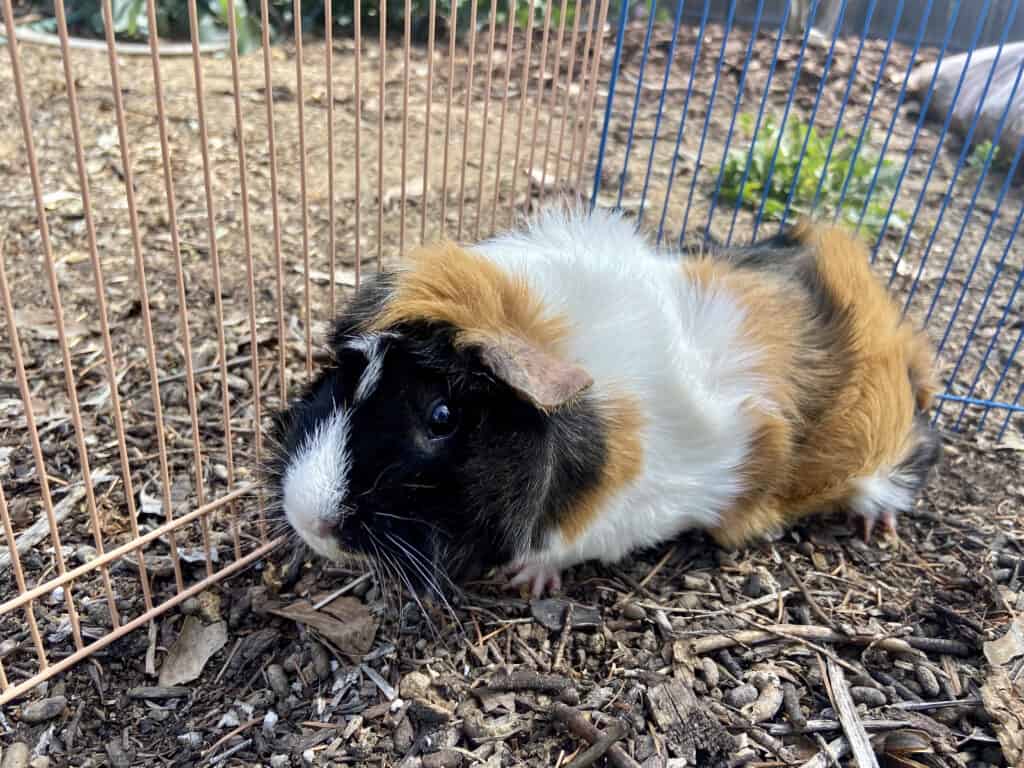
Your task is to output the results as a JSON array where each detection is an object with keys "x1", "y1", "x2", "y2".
[
  {"x1": 374, "y1": 511, "x2": 446, "y2": 536},
  {"x1": 358, "y1": 461, "x2": 404, "y2": 498},
  {"x1": 376, "y1": 539, "x2": 440, "y2": 641},
  {"x1": 385, "y1": 533, "x2": 460, "y2": 620}
]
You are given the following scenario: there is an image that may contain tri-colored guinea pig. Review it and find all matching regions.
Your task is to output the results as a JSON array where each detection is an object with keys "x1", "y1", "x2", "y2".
[{"x1": 269, "y1": 205, "x2": 941, "y2": 597}]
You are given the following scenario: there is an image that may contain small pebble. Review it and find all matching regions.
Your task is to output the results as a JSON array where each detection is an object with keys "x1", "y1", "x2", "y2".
[
  {"x1": 699, "y1": 657, "x2": 720, "y2": 688},
  {"x1": 180, "y1": 597, "x2": 200, "y2": 616},
  {"x1": 1, "y1": 743, "x2": 29, "y2": 768},
  {"x1": 678, "y1": 592, "x2": 701, "y2": 610},
  {"x1": 724, "y1": 684, "x2": 758, "y2": 708},
  {"x1": 20, "y1": 696, "x2": 66, "y2": 724},
  {"x1": 422, "y1": 751, "x2": 464, "y2": 768},
  {"x1": 47, "y1": 587, "x2": 64, "y2": 606},
  {"x1": 301, "y1": 749, "x2": 315, "y2": 766},
  {"x1": 176, "y1": 732, "x2": 202, "y2": 748},
  {"x1": 267, "y1": 664, "x2": 290, "y2": 700},
  {"x1": 622, "y1": 603, "x2": 646, "y2": 621},
  {"x1": 742, "y1": 572, "x2": 763, "y2": 598},
  {"x1": 74, "y1": 545, "x2": 97, "y2": 564},
  {"x1": 270, "y1": 757, "x2": 290, "y2": 768},
  {"x1": 263, "y1": 710, "x2": 279, "y2": 735},
  {"x1": 310, "y1": 641, "x2": 331, "y2": 680},
  {"x1": 29, "y1": 758, "x2": 49, "y2": 768},
  {"x1": 849, "y1": 686, "x2": 887, "y2": 707},
  {"x1": 915, "y1": 665, "x2": 941, "y2": 698},
  {"x1": 400, "y1": 671, "x2": 432, "y2": 700}
]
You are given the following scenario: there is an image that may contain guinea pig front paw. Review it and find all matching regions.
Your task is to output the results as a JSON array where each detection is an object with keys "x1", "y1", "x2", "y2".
[{"x1": 503, "y1": 560, "x2": 563, "y2": 598}]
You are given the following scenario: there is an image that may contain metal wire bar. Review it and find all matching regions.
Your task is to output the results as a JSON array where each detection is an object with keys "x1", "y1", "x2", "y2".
[
  {"x1": 457, "y1": 0, "x2": 480, "y2": 239},
  {"x1": 226, "y1": 0, "x2": 266, "y2": 546},
  {"x1": 51, "y1": 0, "x2": 154, "y2": 610},
  {"x1": 508, "y1": 0, "x2": 538, "y2": 226},
  {"x1": 474, "y1": 0, "x2": 500, "y2": 240},
  {"x1": 0, "y1": 536, "x2": 282, "y2": 707}
]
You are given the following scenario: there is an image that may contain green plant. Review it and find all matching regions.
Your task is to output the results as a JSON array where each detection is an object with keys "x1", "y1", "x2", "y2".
[
  {"x1": 967, "y1": 138, "x2": 1006, "y2": 174},
  {"x1": 718, "y1": 114, "x2": 907, "y2": 237},
  {"x1": 27, "y1": 0, "x2": 260, "y2": 50}
]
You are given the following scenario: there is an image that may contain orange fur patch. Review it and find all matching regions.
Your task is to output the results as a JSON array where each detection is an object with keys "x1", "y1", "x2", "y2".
[
  {"x1": 369, "y1": 241, "x2": 569, "y2": 355},
  {"x1": 703, "y1": 221, "x2": 938, "y2": 546},
  {"x1": 558, "y1": 394, "x2": 645, "y2": 544}
]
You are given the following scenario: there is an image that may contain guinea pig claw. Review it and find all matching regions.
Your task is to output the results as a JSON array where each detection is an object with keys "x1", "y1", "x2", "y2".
[{"x1": 505, "y1": 562, "x2": 563, "y2": 598}]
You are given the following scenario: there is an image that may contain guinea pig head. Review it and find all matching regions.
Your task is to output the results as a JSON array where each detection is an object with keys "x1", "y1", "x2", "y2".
[{"x1": 269, "y1": 255, "x2": 596, "y2": 590}]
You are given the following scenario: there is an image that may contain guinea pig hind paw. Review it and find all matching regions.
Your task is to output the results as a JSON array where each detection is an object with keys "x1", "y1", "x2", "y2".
[
  {"x1": 851, "y1": 507, "x2": 899, "y2": 543},
  {"x1": 505, "y1": 562, "x2": 563, "y2": 598}
]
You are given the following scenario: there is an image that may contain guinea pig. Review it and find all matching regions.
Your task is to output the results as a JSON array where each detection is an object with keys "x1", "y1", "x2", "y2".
[{"x1": 268, "y1": 204, "x2": 942, "y2": 598}]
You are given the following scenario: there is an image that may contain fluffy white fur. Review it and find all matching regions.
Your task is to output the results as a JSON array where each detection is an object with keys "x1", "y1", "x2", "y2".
[
  {"x1": 282, "y1": 407, "x2": 351, "y2": 562},
  {"x1": 475, "y1": 205, "x2": 772, "y2": 578}
]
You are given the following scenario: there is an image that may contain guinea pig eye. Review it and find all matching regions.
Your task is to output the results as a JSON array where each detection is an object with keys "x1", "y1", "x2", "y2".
[{"x1": 426, "y1": 399, "x2": 459, "y2": 439}]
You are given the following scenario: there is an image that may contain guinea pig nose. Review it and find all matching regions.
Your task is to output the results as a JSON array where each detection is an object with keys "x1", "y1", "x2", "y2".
[{"x1": 313, "y1": 519, "x2": 334, "y2": 538}]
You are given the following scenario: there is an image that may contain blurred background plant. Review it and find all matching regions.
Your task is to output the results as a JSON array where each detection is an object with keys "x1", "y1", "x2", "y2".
[
  {"x1": 718, "y1": 114, "x2": 908, "y2": 238},
  {"x1": 15, "y1": 0, "x2": 650, "y2": 51}
]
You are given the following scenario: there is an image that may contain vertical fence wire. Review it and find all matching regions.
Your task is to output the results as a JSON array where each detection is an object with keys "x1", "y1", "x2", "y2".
[
  {"x1": 401, "y1": 0, "x2": 412, "y2": 255},
  {"x1": 637, "y1": 0, "x2": 685, "y2": 228},
  {"x1": 440, "y1": 0, "x2": 459, "y2": 235},
  {"x1": 526, "y1": 0, "x2": 556, "y2": 204},
  {"x1": 50, "y1": 0, "x2": 155, "y2": 610},
  {"x1": 751, "y1": 0, "x2": 820, "y2": 239},
  {"x1": 109, "y1": 0, "x2": 191, "y2": 594},
  {"x1": 615, "y1": 0, "x2": 657, "y2": 211},
  {"x1": 538, "y1": 0, "x2": 571, "y2": 200},
  {"x1": 565, "y1": 0, "x2": 597, "y2": 201},
  {"x1": 509, "y1": 0, "x2": 538, "y2": 225},
  {"x1": 378, "y1": 0, "x2": 387, "y2": 269},
  {"x1": 551, "y1": 0, "x2": 584, "y2": 192},
  {"x1": 703, "y1": 0, "x2": 765, "y2": 240},
  {"x1": 325, "y1": 0, "x2": 337, "y2": 312},
  {"x1": 421, "y1": 0, "x2": 437, "y2": 244},
  {"x1": 776, "y1": 0, "x2": 850, "y2": 230},
  {"x1": 574, "y1": 0, "x2": 613, "y2": 192},
  {"x1": 884, "y1": 0, "x2": 995, "y2": 281},
  {"x1": 490, "y1": 0, "x2": 518, "y2": 233},
  {"x1": 292, "y1": 0, "x2": 314, "y2": 375},
  {"x1": 226, "y1": 0, "x2": 266, "y2": 545},
  {"x1": 185, "y1": 0, "x2": 242, "y2": 567},
  {"x1": 854, "y1": 0, "x2": 937, "y2": 241},
  {"x1": 725, "y1": 0, "x2": 791, "y2": 245},
  {"x1": 141, "y1": 0, "x2": 212, "y2": 582},
  {"x1": 474, "y1": 0, "x2": 500, "y2": 239},
  {"x1": 457, "y1": 0, "x2": 480, "y2": 239},
  {"x1": 259, "y1": 0, "x2": 289, "y2": 400}
]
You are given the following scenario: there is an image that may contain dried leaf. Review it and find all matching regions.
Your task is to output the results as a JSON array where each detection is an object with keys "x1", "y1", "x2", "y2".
[
  {"x1": 263, "y1": 595, "x2": 378, "y2": 659},
  {"x1": 996, "y1": 432, "x2": 1024, "y2": 452},
  {"x1": 13, "y1": 308, "x2": 89, "y2": 342},
  {"x1": 981, "y1": 667, "x2": 1024, "y2": 766},
  {"x1": 158, "y1": 617, "x2": 228, "y2": 687},
  {"x1": 984, "y1": 617, "x2": 1024, "y2": 667}
]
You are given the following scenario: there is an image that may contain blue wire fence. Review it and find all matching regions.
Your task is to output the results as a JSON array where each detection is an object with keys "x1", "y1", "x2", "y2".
[{"x1": 588, "y1": 0, "x2": 1024, "y2": 441}]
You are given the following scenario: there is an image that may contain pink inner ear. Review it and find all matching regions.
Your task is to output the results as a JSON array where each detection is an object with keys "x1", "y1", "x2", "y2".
[{"x1": 478, "y1": 335, "x2": 594, "y2": 410}]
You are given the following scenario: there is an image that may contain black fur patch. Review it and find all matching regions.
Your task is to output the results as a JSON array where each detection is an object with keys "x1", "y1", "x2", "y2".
[
  {"x1": 891, "y1": 416, "x2": 944, "y2": 498},
  {"x1": 267, "y1": 271, "x2": 607, "y2": 595}
]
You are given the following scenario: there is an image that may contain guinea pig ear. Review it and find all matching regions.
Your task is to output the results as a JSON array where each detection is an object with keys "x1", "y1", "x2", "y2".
[{"x1": 476, "y1": 335, "x2": 594, "y2": 411}]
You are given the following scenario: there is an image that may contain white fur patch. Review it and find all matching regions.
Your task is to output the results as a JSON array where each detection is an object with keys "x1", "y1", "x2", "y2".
[
  {"x1": 850, "y1": 469, "x2": 916, "y2": 521},
  {"x1": 282, "y1": 407, "x2": 351, "y2": 562},
  {"x1": 475, "y1": 204, "x2": 767, "y2": 571},
  {"x1": 348, "y1": 334, "x2": 389, "y2": 404}
]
